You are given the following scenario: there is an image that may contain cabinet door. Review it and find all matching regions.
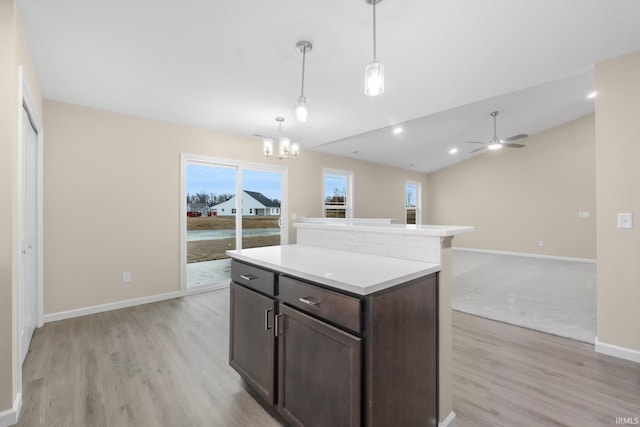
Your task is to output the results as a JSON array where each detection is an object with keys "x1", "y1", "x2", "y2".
[
  {"x1": 277, "y1": 304, "x2": 362, "y2": 427},
  {"x1": 229, "y1": 282, "x2": 276, "y2": 404}
]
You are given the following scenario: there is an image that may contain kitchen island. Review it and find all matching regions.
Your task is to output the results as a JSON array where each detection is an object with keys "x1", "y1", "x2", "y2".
[{"x1": 228, "y1": 221, "x2": 472, "y2": 427}]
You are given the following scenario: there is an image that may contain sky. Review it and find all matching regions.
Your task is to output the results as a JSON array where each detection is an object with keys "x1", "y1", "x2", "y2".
[
  {"x1": 187, "y1": 164, "x2": 282, "y2": 200},
  {"x1": 324, "y1": 174, "x2": 346, "y2": 198}
]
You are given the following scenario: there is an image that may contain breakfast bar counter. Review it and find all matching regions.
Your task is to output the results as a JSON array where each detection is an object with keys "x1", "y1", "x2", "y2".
[{"x1": 227, "y1": 220, "x2": 473, "y2": 427}]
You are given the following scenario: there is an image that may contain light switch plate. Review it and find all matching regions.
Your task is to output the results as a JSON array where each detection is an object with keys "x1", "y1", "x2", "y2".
[{"x1": 618, "y1": 213, "x2": 633, "y2": 229}]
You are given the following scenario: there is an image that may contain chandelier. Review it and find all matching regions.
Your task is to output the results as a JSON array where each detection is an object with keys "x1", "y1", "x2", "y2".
[{"x1": 263, "y1": 117, "x2": 300, "y2": 160}]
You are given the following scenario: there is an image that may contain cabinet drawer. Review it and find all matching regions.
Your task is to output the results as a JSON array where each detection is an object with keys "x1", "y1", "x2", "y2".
[
  {"x1": 279, "y1": 276, "x2": 362, "y2": 333},
  {"x1": 231, "y1": 260, "x2": 276, "y2": 296}
]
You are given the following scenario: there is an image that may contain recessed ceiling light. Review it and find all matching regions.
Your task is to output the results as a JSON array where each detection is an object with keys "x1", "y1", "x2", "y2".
[
  {"x1": 588, "y1": 91, "x2": 597, "y2": 99},
  {"x1": 392, "y1": 127, "x2": 403, "y2": 134},
  {"x1": 352, "y1": 150, "x2": 360, "y2": 154},
  {"x1": 449, "y1": 148, "x2": 458, "y2": 154}
]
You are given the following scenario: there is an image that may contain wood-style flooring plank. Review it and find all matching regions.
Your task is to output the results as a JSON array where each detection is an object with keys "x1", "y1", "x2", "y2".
[
  {"x1": 18, "y1": 290, "x2": 283, "y2": 427},
  {"x1": 16, "y1": 289, "x2": 640, "y2": 427},
  {"x1": 452, "y1": 311, "x2": 640, "y2": 427}
]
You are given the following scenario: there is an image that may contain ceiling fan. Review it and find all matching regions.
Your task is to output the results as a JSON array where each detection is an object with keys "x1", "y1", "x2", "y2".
[{"x1": 465, "y1": 111, "x2": 528, "y2": 153}]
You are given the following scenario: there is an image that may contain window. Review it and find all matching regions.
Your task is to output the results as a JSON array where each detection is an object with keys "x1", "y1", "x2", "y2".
[
  {"x1": 323, "y1": 168, "x2": 353, "y2": 218},
  {"x1": 406, "y1": 181, "x2": 421, "y2": 224}
]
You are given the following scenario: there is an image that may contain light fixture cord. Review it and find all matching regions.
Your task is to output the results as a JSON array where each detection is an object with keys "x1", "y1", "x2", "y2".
[
  {"x1": 300, "y1": 46, "x2": 306, "y2": 97},
  {"x1": 372, "y1": 1, "x2": 377, "y2": 62},
  {"x1": 493, "y1": 115, "x2": 497, "y2": 139}
]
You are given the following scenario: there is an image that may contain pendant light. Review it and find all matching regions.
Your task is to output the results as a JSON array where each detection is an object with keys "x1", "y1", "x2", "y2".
[
  {"x1": 263, "y1": 117, "x2": 300, "y2": 160},
  {"x1": 364, "y1": 0, "x2": 384, "y2": 96},
  {"x1": 295, "y1": 40, "x2": 312, "y2": 122}
]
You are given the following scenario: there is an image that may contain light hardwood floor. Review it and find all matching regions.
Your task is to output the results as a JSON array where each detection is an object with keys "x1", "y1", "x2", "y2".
[{"x1": 17, "y1": 289, "x2": 639, "y2": 427}]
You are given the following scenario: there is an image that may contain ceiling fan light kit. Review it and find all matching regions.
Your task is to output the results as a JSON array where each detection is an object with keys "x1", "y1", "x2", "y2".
[{"x1": 465, "y1": 111, "x2": 529, "y2": 153}]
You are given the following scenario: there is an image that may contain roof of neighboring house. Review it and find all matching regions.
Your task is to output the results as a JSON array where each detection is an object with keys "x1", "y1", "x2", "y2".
[
  {"x1": 187, "y1": 203, "x2": 208, "y2": 211},
  {"x1": 211, "y1": 191, "x2": 279, "y2": 208},
  {"x1": 245, "y1": 191, "x2": 280, "y2": 208}
]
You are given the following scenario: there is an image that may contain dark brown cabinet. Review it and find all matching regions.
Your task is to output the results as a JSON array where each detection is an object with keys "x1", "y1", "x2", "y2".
[
  {"x1": 229, "y1": 282, "x2": 277, "y2": 404},
  {"x1": 277, "y1": 304, "x2": 362, "y2": 427},
  {"x1": 229, "y1": 259, "x2": 439, "y2": 427}
]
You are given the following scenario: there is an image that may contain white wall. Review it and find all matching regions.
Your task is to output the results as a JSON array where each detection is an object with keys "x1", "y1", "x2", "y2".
[
  {"x1": 595, "y1": 51, "x2": 640, "y2": 355},
  {"x1": 43, "y1": 100, "x2": 429, "y2": 315},
  {"x1": 427, "y1": 114, "x2": 596, "y2": 260}
]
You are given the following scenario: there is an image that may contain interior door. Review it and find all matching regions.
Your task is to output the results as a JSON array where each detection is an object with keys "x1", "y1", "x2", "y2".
[{"x1": 20, "y1": 106, "x2": 38, "y2": 364}]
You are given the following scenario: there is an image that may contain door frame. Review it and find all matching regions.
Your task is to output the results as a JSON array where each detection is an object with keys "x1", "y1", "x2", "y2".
[
  {"x1": 179, "y1": 153, "x2": 288, "y2": 292},
  {"x1": 16, "y1": 66, "x2": 45, "y2": 401}
]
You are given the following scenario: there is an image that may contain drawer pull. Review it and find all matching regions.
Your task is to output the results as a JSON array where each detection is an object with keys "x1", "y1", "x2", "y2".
[
  {"x1": 240, "y1": 274, "x2": 257, "y2": 281},
  {"x1": 264, "y1": 309, "x2": 272, "y2": 330},
  {"x1": 299, "y1": 296, "x2": 320, "y2": 307}
]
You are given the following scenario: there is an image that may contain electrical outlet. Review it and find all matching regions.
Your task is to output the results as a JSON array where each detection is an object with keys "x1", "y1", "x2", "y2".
[
  {"x1": 618, "y1": 213, "x2": 633, "y2": 229},
  {"x1": 538, "y1": 241, "x2": 544, "y2": 247},
  {"x1": 122, "y1": 272, "x2": 131, "y2": 283},
  {"x1": 579, "y1": 211, "x2": 590, "y2": 218}
]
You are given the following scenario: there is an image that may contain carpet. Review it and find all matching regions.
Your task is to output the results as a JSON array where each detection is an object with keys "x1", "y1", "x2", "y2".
[{"x1": 451, "y1": 249, "x2": 596, "y2": 343}]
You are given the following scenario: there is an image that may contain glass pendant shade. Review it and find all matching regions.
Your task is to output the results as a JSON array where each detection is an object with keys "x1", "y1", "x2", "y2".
[
  {"x1": 290, "y1": 142, "x2": 300, "y2": 157},
  {"x1": 279, "y1": 137, "x2": 291, "y2": 158},
  {"x1": 263, "y1": 138, "x2": 274, "y2": 157},
  {"x1": 295, "y1": 96, "x2": 309, "y2": 122},
  {"x1": 365, "y1": 60, "x2": 384, "y2": 96}
]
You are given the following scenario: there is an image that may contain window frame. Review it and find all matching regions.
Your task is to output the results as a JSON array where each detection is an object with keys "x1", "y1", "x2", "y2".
[
  {"x1": 405, "y1": 180, "x2": 421, "y2": 225},
  {"x1": 322, "y1": 168, "x2": 354, "y2": 219}
]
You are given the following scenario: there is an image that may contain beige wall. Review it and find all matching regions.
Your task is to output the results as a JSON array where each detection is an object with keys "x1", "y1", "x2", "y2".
[
  {"x1": 595, "y1": 52, "x2": 640, "y2": 352},
  {"x1": 426, "y1": 114, "x2": 596, "y2": 259},
  {"x1": 43, "y1": 100, "x2": 428, "y2": 315},
  {"x1": 0, "y1": 0, "x2": 43, "y2": 414}
]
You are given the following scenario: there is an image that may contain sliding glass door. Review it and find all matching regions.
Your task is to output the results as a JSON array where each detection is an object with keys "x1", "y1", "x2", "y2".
[
  {"x1": 241, "y1": 169, "x2": 283, "y2": 250},
  {"x1": 182, "y1": 155, "x2": 287, "y2": 290}
]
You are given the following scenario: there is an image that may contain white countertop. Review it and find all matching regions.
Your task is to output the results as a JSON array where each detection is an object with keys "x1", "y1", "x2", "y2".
[
  {"x1": 294, "y1": 222, "x2": 474, "y2": 237},
  {"x1": 226, "y1": 244, "x2": 440, "y2": 296}
]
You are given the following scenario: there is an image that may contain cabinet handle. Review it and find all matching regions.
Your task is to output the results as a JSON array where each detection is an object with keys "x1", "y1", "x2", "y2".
[
  {"x1": 240, "y1": 274, "x2": 257, "y2": 281},
  {"x1": 274, "y1": 314, "x2": 283, "y2": 337},
  {"x1": 299, "y1": 297, "x2": 319, "y2": 307},
  {"x1": 264, "y1": 309, "x2": 272, "y2": 330}
]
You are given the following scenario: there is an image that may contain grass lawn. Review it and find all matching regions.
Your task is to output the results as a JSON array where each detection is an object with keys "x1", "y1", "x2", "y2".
[{"x1": 187, "y1": 216, "x2": 280, "y2": 263}]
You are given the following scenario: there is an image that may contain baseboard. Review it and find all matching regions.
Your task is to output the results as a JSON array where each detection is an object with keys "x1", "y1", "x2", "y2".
[
  {"x1": 453, "y1": 247, "x2": 596, "y2": 264},
  {"x1": 439, "y1": 411, "x2": 456, "y2": 427},
  {"x1": 43, "y1": 291, "x2": 183, "y2": 323},
  {"x1": 595, "y1": 337, "x2": 640, "y2": 363},
  {"x1": 0, "y1": 392, "x2": 21, "y2": 427}
]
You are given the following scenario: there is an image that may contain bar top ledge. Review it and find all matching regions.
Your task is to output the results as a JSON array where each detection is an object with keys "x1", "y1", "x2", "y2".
[{"x1": 294, "y1": 220, "x2": 474, "y2": 237}]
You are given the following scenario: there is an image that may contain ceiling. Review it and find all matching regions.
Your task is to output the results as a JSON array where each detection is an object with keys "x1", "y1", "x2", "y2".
[{"x1": 17, "y1": 0, "x2": 640, "y2": 173}]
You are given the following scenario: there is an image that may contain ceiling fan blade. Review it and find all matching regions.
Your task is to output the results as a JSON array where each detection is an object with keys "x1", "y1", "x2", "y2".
[
  {"x1": 502, "y1": 134, "x2": 528, "y2": 143},
  {"x1": 469, "y1": 146, "x2": 486, "y2": 154},
  {"x1": 503, "y1": 143, "x2": 525, "y2": 148},
  {"x1": 464, "y1": 141, "x2": 487, "y2": 144}
]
